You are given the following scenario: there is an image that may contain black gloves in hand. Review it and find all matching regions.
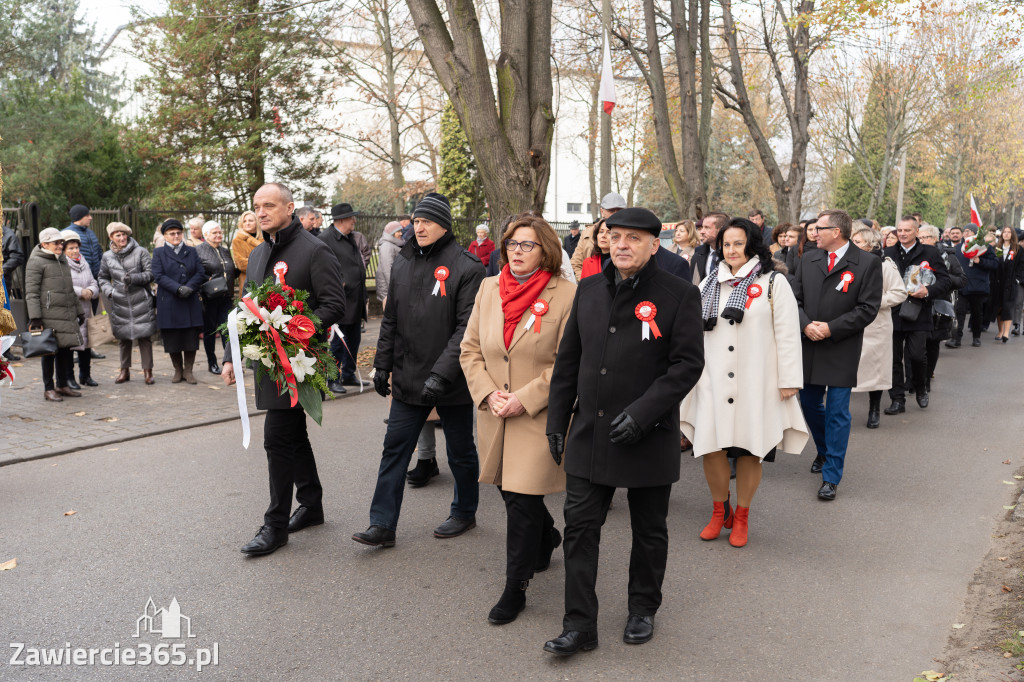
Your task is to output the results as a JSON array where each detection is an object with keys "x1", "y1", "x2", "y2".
[
  {"x1": 547, "y1": 433, "x2": 565, "y2": 465},
  {"x1": 176, "y1": 285, "x2": 194, "y2": 298},
  {"x1": 373, "y1": 369, "x2": 391, "y2": 397},
  {"x1": 420, "y1": 373, "x2": 450, "y2": 405},
  {"x1": 609, "y1": 411, "x2": 644, "y2": 445}
]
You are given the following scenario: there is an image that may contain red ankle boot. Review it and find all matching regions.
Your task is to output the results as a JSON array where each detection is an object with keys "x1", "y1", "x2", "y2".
[
  {"x1": 700, "y1": 496, "x2": 733, "y2": 541},
  {"x1": 729, "y1": 506, "x2": 750, "y2": 547}
]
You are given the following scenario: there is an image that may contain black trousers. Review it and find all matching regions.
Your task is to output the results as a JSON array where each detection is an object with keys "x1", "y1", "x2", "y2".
[
  {"x1": 562, "y1": 474, "x2": 672, "y2": 632},
  {"x1": 202, "y1": 296, "x2": 233, "y2": 364},
  {"x1": 41, "y1": 348, "x2": 73, "y2": 391},
  {"x1": 500, "y1": 489, "x2": 554, "y2": 581},
  {"x1": 890, "y1": 330, "x2": 927, "y2": 400},
  {"x1": 67, "y1": 349, "x2": 91, "y2": 382},
  {"x1": 262, "y1": 408, "x2": 322, "y2": 530},
  {"x1": 954, "y1": 293, "x2": 988, "y2": 341}
]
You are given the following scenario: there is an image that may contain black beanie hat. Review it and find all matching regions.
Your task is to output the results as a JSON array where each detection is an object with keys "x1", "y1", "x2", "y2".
[
  {"x1": 160, "y1": 218, "x2": 184, "y2": 235},
  {"x1": 69, "y1": 204, "x2": 90, "y2": 222},
  {"x1": 413, "y1": 193, "x2": 452, "y2": 232}
]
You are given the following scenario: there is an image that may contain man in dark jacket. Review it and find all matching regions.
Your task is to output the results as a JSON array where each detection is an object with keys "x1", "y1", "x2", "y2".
[
  {"x1": 66, "y1": 205, "x2": 102, "y2": 279},
  {"x1": 543, "y1": 207, "x2": 704, "y2": 656},
  {"x1": 792, "y1": 209, "x2": 881, "y2": 501},
  {"x1": 947, "y1": 224, "x2": 998, "y2": 348},
  {"x1": 354, "y1": 192, "x2": 485, "y2": 548},
  {"x1": 918, "y1": 224, "x2": 965, "y2": 391},
  {"x1": 320, "y1": 202, "x2": 368, "y2": 393},
  {"x1": 563, "y1": 221, "x2": 581, "y2": 257},
  {"x1": 222, "y1": 183, "x2": 346, "y2": 557},
  {"x1": 882, "y1": 216, "x2": 951, "y2": 413},
  {"x1": 690, "y1": 212, "x2": 729, "y2": 284}
]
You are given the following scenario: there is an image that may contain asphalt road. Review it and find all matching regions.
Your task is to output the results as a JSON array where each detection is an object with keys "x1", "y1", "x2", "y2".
[{"x1": 1, "y1": 335, "x2": 1021, "y2": 680}]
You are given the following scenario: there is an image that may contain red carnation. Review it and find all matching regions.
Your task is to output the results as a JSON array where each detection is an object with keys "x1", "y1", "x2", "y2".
[
  {"x1": 294, "y1": 300, "x2": 304, "y2": 312},
  {"x1": 265, "y1": 292, "x2": 288, "y2": 311},
  {"x1": 281, "y1": 285, "x2": 295, "y2": 296}
]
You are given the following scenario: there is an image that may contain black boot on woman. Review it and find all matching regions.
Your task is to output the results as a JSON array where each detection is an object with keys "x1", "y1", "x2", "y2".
[
  {"x1": 488, "y1": 579, "x2": 528, "y2": 625},
  {"x1": 866, "y1": 391, "x2": 881, "y2": 429}
]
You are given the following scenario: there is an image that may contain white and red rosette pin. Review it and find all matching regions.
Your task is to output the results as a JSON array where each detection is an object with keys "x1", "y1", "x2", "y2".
[
  {"x1": 634, "y1": 301, "x2": 662, "y2": 340},
  {"x1": 920, "y1": 260, "x2": 935, "y2": 271},
  {"x1": 835, "y1": 270, "x2": 855, "y2": 293},
  {"x1": 273, "y1": 261, "x2": 289, "y2": 286},
  {"x1": 432, "y1": 266, "x2": 450, "y2": 296},
  {"x1": 525, "y1": 299, "x2": 549, "y2": 333},
  {"x1": 745, "y1": 283, "x2": 762, "y2": 309}
]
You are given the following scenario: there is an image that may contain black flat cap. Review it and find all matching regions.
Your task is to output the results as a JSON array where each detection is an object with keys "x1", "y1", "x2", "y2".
[
  {"x1": 604, "y1": 207, "x2": 661, "y2": 236},
  {"x1": 160, "y1": 218, "x2": 184, "y2": 234}
]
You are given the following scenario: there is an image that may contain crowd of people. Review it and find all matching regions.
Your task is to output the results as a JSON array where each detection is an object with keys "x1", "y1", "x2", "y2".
[{"x1": 6, "y1": 185, "x2": 1020, "y2": 658}]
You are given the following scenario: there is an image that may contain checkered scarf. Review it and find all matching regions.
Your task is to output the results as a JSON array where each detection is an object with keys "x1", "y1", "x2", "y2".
[{"x1": 699, "y1": 260, "x2": 762, "y2": 331}]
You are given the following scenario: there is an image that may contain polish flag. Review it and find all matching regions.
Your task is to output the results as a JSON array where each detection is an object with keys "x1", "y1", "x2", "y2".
[
  {"x1": 970, "y1": 194, "x2": 982, "y2": 226},
  {"x1": 599, "y1": 30, "x2": 616, "y2": 116}
]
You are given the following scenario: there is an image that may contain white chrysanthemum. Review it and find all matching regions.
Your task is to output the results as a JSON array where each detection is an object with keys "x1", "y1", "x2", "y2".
[
  {"x1": 289, "y1": 349, "x2": 317, "y2": 383},
  {"x1": 260, "y1": 305, "x2": 292, "y2": 332},
  {"x1": 241, "y1": 345, "x2": 262, "y2": 361}
]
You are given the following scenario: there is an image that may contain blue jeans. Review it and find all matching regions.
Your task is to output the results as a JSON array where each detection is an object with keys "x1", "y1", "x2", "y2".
[
  {"x1": 330, "y1": 322, "x2": 361, "y2": 382},
  {"x1": 369, "y1": 399, "x2": 479, "y2": 531},
  {"x1": 799, "y1": 384, "x2": 852, "y2": 485}
]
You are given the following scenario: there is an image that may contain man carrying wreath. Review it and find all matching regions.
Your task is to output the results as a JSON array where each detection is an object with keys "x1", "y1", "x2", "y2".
[
  {"x1": 543, "y1": 207, "x2": 704, "y2": 656},
  {"x1": 222, "y1": 183, "x2": 346, "y2": 557}
]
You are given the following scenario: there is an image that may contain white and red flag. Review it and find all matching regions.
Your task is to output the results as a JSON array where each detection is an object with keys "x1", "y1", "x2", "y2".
[
  {"x1": 599, "y1": 30, "x2": 616, "y2": 115},
  {"x1": 969, "y1": 194, "x2": 982, "y2": 226}
]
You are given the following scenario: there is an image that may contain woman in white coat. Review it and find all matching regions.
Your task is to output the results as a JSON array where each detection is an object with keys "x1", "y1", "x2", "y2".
[
  {"x1": 851, "y1": 227, "x2": 907, "y2": 428},
  {"x1": 681, "y1": 218, "x2": 808, "y2": 547}
]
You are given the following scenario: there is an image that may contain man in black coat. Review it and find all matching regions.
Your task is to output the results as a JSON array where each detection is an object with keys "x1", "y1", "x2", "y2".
[
  {"x1": 543, "y1": 207, "x2": 704, "y2": 656},
  {"x1": 222, "y1": 183, "x2": 346, "y2": 557},
  {"x1": 320, "y1": 202, "x2": 368, "y2": 394},
  {"x1": 882, "y1": 216, "x2": 951, "y2": 413},
  {"x1": 918, "y1": 224, "x2": 965, "y2": 391},
  {"x1": 791, "y1": 209, "x2": 881, "y2": 501},
  {"x1": 948, "y1": 224, "x2": 998, "y2": 348},
  {"x1": 690, "y1": 212, "x2": 729, "y2": 284},
  {"x1": 563, "y1": 221, "x2": 581, "y2": 257},
  {"x1": 353, "y1": 192, "x2": 485, "y2": 548}
]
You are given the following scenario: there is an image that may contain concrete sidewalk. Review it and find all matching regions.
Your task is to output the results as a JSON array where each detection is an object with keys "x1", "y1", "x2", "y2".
[{"x1": 0, "y1": 318, "x2": 381, "y2": 466}]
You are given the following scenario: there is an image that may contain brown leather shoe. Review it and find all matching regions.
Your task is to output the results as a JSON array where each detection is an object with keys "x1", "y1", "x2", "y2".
[
  {"x1": 115, "y1": 368, "x2": 130, "y2": 384},
  {"x1": 143, "y1": 369, "x2": 154, "y2": 385},
  {"x1": 44, "y1": 389, "x2": 63, "y2": 402},
  {"x1": 56, "y1": 386, "x2": 81, "y2": 397}
]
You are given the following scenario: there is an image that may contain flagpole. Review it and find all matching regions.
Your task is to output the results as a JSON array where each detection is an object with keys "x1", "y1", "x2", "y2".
[{"x1": 600, "y1": 0, "x2": 612, "y2": 201}]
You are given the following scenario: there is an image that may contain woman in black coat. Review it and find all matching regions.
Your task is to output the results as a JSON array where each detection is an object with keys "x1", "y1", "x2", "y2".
[
  {"x1": 994, "y1": 226, "x2": 1024, "y2": 342},
  {"x1": 152, "y1": 219, "x2": 205, "y2": 383},
  {"x1": 196, "y1": 220, "x2": 238, "y2": 375}
]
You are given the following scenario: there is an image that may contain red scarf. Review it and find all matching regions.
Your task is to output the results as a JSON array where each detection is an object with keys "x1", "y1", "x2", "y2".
[{"x1": 499, "y1": 265, "x2": 552, "y2": 349}]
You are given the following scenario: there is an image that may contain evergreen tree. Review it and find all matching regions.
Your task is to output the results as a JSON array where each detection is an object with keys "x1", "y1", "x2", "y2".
[
  {"x1": 834, "y1": 75, "x2": 895, "y2": 222},
  {"x1": 437, "y1": 99, "x2": 486, "y2": 241}
]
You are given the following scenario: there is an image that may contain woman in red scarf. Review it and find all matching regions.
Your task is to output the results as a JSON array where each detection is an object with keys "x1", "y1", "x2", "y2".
[
  {"x1": 580, "y1": 220, "x2": 611, "y2": 278},
  {"x1": 460, "y1": 213, "x2": 576, "y2": 626}
]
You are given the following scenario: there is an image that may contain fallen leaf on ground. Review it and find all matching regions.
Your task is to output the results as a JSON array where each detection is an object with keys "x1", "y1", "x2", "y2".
[
  {"x1": 0, "y1": 558, "x2": 16, "y2": 571},
  {"x1": 208, "y1": 385, "x2": 221, "y2": 390},
  {"x1": 107, "y1": 448, "x2": 118, "y2": 451},
  {"x1": 1003, "y1": 585, "x2": 1013, "y2": 592},
  {"x1": 920, "y1": 672, "x2": 946, "y2": 682},
  {"x1": 1004, "y1": 505, "x2": 1016, "y2": 510},
  {"x1": 1005, "y1": 652, "x2": 1014, "y2": 658},
  {"x1": 1004, "y1": 481, "x2": 1016, "y2": 485},
  {"x1": 64, "y1": 510, "x2": 76, "y2": 516},
  {"x1": 999, "y1": 557, "x2": 1009, "y2": 561},
  {"x1": 101, "y1": 417, "x2": 118, "y2": 422},
  {"x1": 1015, "y1": 476, "x2": 1023, "y2": 480},
  {"x1": 952, "y1": 623, "x2": 965, "y2": 629},
  {"x1": 73, "y1": 411, "x2": 86, "y2": 417},
  {"x1": 1004, "y1": 460, "x2": 1013, "y2": 464}
]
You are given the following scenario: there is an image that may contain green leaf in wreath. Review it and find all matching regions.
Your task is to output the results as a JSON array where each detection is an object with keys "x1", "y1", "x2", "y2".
[{"x1": 296, "y1": 380, "x2": 324, "y2": 426}]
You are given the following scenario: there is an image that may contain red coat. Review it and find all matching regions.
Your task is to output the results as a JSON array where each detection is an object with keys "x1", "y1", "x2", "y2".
[
  {"x1": 468, "y1": 238, "x2": 495, "y2": 266},
  {"x1": 580, "y1": 253, "x2": 603, "y2": 279}
]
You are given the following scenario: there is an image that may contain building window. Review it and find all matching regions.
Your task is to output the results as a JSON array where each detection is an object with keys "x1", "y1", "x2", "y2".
[
  {"x1": 586, "y1": 203, "x2": 594, "y2": 214},
  {"x1": 567, "y1": 203, "x2": 582, "y2": 213}
]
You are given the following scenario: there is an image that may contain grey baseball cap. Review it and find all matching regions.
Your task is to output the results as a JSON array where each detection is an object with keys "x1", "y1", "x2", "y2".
[{"x1": 600, "y1": 192, "x2": 627, "y2": 210}]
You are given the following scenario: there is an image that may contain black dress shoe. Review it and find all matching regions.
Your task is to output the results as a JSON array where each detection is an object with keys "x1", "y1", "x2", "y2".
[
  {"x1": 883, "y1": 400, "x2": 905, "y2": 415},
  {"x1": 327, "y1": 380, "x2": 347, "y2": 394},
  {"x1": 535, "y1": 527, "x2": 562, "y2": 572},
  {"x1": 623, "y1": 614, "x2": 654, "y2": 644},
  {"x1": 817, "y1": 482, "x2": 838, "y2": 501},
  {"x1": 434, "y1": 515, "x2": 476, "y2": 538},
  {"x1": 945, "y1": 339, "x2": 961, "y2": 348},
  {"x1": 810, "y1": 455, "x2": 825, "y2": 474},
  {"x1": 66, "y1": 377, "x2": 81, "y2": 390},
  {"x1": 544, "y1": 630, "x2": 598, "y2": 656},
  {"x1": 351, "y1": 525, "x2": 395, "y2": 547},
  {"x1": 80, "y1": 376, "x2": 99, "y2": 387},
  {"x1": 916, "y1": 392, "x2": 929, "y2": 408},
  {"x1": 972, "y1": 338, "x2": 981, "y2": 347},
  {"x1": 240, "y1": 525, "x2": 288, "y2": 556},
  {"x1": 407, "y1": 458, "x2": 440, "y2": 487},
  {"x1": 208, "y1": 362, "x2": 221, "y2": 375},
  {"x1": 341, "y1": 377, "x2": 370, "y2": 387},
  {"x1": 287, "y1": 505, "x2": 324, "y2": 533},
  {"x1": 90, "y1": 348, "x2": 106, "y2": 359}
]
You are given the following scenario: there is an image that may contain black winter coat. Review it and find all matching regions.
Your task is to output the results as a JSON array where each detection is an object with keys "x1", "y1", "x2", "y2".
[
  {"x1": 374, "y1": 232, "x2": 485, "y2": 406},
  {"x1": 654, "y1": 245, "x2": 691, "y2": 282},
  {"x1": 152, "y1": 244, "x2": 205, "y2": 329},
  {"x1": 319, "y1": 227, "x2": 367, "y2": 325},
  {"x1": 224, "y1": 218, "x2": 346, "y2": 410},
  {"x1": 196, "y1": 241, "x2": 238, "y2": 300},
  {"x1": 883, "y1": 241, "x2": 952, "y2": 332},
  {"x1": 547, "y1": 258, "x2": 704, "y2": 488},
  {"x1": 952, "y1": 245, "x2": 998, "y2": 295},
  {"x1": 791, "y1": 244, "x2": 882, "y2": 387},
  {"x1": 691, "y1": 243, "x2": 714, "y2": 284},
  {"x1": 994, "y1": 248, "x2": 1024, "y2": 312}
]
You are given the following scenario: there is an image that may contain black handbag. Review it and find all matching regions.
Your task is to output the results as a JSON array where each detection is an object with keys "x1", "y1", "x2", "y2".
[
  {"x1": 21, "y1": 328, "x2": 58, "y2": 357},
  {"x1": 899, "y1": 297, "x2": 923, "y2": 322},
  {"x1": 201, "y1": 276, "x2": 229, "y2": 298}
]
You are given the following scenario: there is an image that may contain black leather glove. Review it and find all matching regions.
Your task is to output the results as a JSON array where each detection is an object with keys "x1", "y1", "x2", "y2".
[
  {"x1": 373, "y1": 369, "x2": 391, "y2": 398},
  {"x1": 609, "y1": 411, "x2": 644, "y2": 445},
  {"x1": 547, "y1": 433, "x2": 565, "y2": 465},
  {"x1": 77, "y1": 313, "x2": 85, "y2": 325},
  {"x1": 176, "y1": 285, "x2": 193, "y2": 298},
  {"x1": 420, "y1": 373, "x2": 450, "y2": 405}
]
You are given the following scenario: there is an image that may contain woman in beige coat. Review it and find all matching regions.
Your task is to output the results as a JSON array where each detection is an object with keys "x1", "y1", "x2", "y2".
[
  {"x1": 851, "y1": 227, "x2": 907, "y2": 428},
  {"x1": 230, "y1": 210, "x2": 263, "y2": 296},
  {"x1": 681, "y1": 218, "x2": 807, "y2": 547},
  {"x1": 460, "y1": 213, "x2": 575, "y2": 626}
]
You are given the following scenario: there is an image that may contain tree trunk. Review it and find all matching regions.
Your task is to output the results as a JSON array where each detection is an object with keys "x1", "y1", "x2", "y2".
[
  {"x1": 671, "y1": 0, "x2": 708, "y2": 218},
  {"x1": 945, "y1": 146, "x2": 964, "y2": 229}
]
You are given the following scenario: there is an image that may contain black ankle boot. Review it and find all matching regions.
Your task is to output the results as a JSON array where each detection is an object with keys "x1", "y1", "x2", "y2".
[
  {"x1": 866, "y1": 394, "x2": 881, "y2": 429},
  {"x1": 535, "y1": 527, "x2": 562, "y2": 572},
  {"x1": 488, "y1": 579, "x2": 528, "y2": 625}
]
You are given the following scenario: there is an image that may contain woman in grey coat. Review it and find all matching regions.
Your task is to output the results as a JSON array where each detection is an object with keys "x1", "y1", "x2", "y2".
[
  {"x1": 25, "y1": 228, "x2": 83, "y2": 402},
  {"x1": 98, "y1": 222, "x2": 157, "y2": 385},
  {"x1": 375, "y1": 221, "x2": 405, "y2": 305}
]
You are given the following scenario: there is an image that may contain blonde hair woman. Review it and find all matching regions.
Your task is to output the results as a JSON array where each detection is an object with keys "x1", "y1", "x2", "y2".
[
  {"x1": 670, "y1": 220, "x2": 699, "y2": 260},
  {"x1": 230, "y1": 210, "x2": 263, "y2": 296}
]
